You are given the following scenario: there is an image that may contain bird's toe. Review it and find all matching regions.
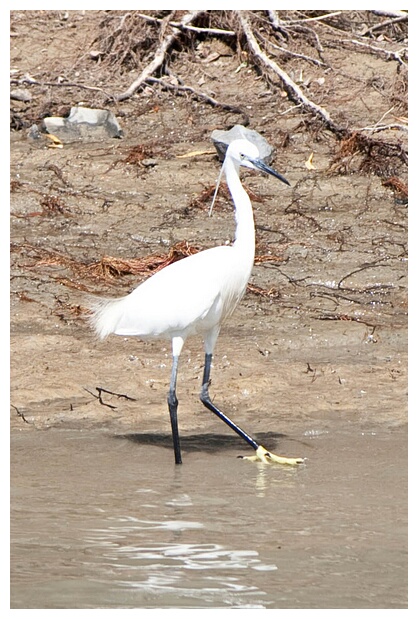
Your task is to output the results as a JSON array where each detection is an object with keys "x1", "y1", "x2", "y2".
[{"x1": 241, "y1": 445, "x2": 304, "y2": 466}]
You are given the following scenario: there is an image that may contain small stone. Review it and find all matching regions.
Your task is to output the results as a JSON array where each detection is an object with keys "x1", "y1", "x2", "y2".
[
  {"x1": 10, "y1": 89, "x2": 32, "y2": 102},
  {"x1": 41, "y1": 106, "x2": 123, "y2": 142},
  {"x1": 211, "y1": 125, "x2": 274, "y2": 164},
  {"x1": 141, "y1": 159, "x2": 157, "y2": 167}
]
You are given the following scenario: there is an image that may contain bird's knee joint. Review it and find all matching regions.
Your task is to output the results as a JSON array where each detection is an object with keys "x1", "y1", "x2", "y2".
[
  {"x1": 167, "y1": 392, "x2": 178, "y2": 408},
  {"x1": 200, "y1": 383, "x2": 210, "y2": 403}
]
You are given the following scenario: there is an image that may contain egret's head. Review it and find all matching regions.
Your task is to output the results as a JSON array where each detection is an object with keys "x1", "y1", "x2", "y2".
[
  {"x1": 226, "y1": 139, "x2": 290, "y2": 185},
  {"x1": 209, "y1": 138, "x2": 290, "y2": 216}
]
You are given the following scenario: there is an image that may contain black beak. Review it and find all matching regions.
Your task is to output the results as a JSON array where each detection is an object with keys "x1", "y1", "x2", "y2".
[{"x1": 250, "y1": 157, "x2": 290, "y2": 186}]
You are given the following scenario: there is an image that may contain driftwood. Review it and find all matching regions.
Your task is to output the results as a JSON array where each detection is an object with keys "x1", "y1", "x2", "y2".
[
  {"x1": 238, "y1": 11, "x2": 345, "y2": 138},
  {"x1": 11, "y1": 10, "x2": 407, "y2": 166},
  {"x1": 91, "y1": 9, "x2": 405, "y2": 150},
  {"x1": 116, "y1": 10, "x2": 205, "y2": 101}
]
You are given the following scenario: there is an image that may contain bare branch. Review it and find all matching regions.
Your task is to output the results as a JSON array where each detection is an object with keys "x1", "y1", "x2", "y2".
[
  {"x1": 347, "y1": 39, "x2": 407, "y2": 66},
  {"x1": 266, "y1": 10, "x2": 289, "y2": 39},
  {"x1": 238, "y1": 11, "x2": 345, "y2": 136},
  {"x1": 116, "y1": 10, "x2": 205, "y2": 102},
  {"x1": 14, "y1": 74, "x2": 114, "y2": 99},
  {"x1": 262, "y1": 34, "x2": 326, "y2": 67},
  {"x1": 370, "y1": 10, "x2": 408, "y2": 19},
  {"x1": 357, "y1": 106, "x2": 408, "y2": 134},
  {"x1": 136, "y1": 12, "x2": 235, "y2": 37},
  {"x1": 11, "y1": 404, "x2": 30, "y2": 424},
  {"x1": 359, "y1": 123, "x2": 408, "y2": 133},
  {"x1": 358, "y1": 124, "x2": 407, "y2": 134},
  {"x1": 362, "y1": 14, "x2": 408, "y2": 36},
  {"x1": 284, "y1": 11, "x2": 344, "y2": 25}
]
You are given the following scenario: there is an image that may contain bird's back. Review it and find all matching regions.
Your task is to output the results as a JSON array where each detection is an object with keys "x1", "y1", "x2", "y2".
[{"x1": 90, "y1": 244, "x2": 253, "y2": 341}]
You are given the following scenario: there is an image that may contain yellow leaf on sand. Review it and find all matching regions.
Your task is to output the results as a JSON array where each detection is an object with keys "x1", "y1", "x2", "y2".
[
  {"x1": 176, "y1": 149, "x2": 215, "y2": 159},
  {"x1": 305, "y1": 152, "x2": 316, "y2": 170},
  {"x1": 45, "y1": 133, "x2": 64, "y2": 149}
]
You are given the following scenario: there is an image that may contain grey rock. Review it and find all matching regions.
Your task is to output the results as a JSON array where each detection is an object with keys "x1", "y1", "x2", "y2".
[
  {"x1": 27, "y1": 124, "x2": 42, "y2": 140},
  {"x1": 11, "y1": 88, "x2": 32, "y2": 102},
  {"x1": 211, "y1": 125, "x2": 274, "y2": 164},
  {"x1": 141, "y1": 159, "x2": 158, "y2": 167},
  {"x1": 42, "y1": 106, "x2": 123, "y2": 142}
]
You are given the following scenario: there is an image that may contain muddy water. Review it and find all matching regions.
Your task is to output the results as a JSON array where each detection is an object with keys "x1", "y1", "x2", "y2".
[{"x1": 11, "y1": 424, "x2": 407, "y2": 609}]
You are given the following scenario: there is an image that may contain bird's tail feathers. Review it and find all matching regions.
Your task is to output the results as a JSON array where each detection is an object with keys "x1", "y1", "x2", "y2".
[{"x1": 87, "y1": 295, "x2": 124, "y2": 340}]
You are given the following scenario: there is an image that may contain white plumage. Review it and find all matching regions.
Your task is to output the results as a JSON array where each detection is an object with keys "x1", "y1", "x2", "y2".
[
  {"x1": 89, "y1": 138, "x2": 303, "y2": 466},
  {"x1": 90, "y1": 244, "x2": 249, "y2": 342}
]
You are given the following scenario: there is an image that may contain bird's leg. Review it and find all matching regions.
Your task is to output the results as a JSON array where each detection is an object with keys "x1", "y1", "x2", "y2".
[
  {"x1": 201, "y1": 353, "x2": 259, "y2": 450},
  {"x1": 168, "y1": 354, "x2": 182, "y2": 465},
  {"x1": 200, "y1": 353, "x2": 304, "y2": 466}
]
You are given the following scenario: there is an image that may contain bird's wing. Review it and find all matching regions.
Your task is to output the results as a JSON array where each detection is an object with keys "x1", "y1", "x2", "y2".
[{"x1": 110, "y1": 246, "x2": 237, "y2": 338}]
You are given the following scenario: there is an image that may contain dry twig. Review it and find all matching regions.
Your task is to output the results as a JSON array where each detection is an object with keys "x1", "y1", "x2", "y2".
[
  {"x1": 238, "y1": 11, "x2": 346, "y2": 138},
  {"x1": 136, "y1": 12, "x2": 235, "y2": 37},
  {"x1": 116, "y1": 10, "x2": 205, "y2": 101}
]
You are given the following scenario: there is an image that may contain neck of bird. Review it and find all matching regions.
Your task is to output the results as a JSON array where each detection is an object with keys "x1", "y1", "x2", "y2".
[{"x1": 224, "y1": 158, "x2": 256, "y2": 262}]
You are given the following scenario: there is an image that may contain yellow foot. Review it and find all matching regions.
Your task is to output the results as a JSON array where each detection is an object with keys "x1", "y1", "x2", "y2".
[{"x1": 241, "y1": 445, "x2": 304, "y2": 466}]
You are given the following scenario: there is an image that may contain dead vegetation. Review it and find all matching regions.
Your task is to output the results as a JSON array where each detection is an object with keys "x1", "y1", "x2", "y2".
[
  {"x1": 10, "y1": 10, "x2": 408, "y2": 327},
  {"x1": 11, "y1": 10, "x2": 408, "y2": 177},
  {"x1": 12, "y1": 11, "x2": 408, "y2": 143},
  {"x1": 12, "y1": 241, "x2": 199, "y2": 288},
  {"x1": 11, "y1": 237, "x2": 287, "y2": 302}
]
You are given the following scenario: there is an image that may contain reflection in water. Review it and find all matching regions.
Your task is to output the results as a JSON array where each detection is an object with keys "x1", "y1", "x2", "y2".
[
  {"x1": 10, "y1": 428, "x2": 407, "y2": 609},
  {"x1": 83, "y1": 513, "x2": 277, "y2": 607}
]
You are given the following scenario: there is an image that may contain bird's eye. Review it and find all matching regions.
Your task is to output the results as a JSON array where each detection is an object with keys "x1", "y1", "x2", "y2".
[{"x1": 240, "y1": 153, "x2": 245, "y2": 160}]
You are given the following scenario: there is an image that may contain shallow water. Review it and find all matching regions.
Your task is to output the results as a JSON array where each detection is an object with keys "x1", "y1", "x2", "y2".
[{"x1": 10, "y1": 425, "x2": 407, "y2": 609}]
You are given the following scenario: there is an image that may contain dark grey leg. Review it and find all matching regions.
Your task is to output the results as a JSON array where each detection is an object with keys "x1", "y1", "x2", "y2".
[
  {"x1": 200, "y1": 353, "x2": 259, "y2": 451},
  {"x1": 168, "y1": 354, "x2": 182, "y2": 464}
]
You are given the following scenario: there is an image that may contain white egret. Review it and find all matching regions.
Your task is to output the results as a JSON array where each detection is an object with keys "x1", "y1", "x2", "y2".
[{"x1": 89, "y1": 139, "x2": 303, "y2": 466}]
